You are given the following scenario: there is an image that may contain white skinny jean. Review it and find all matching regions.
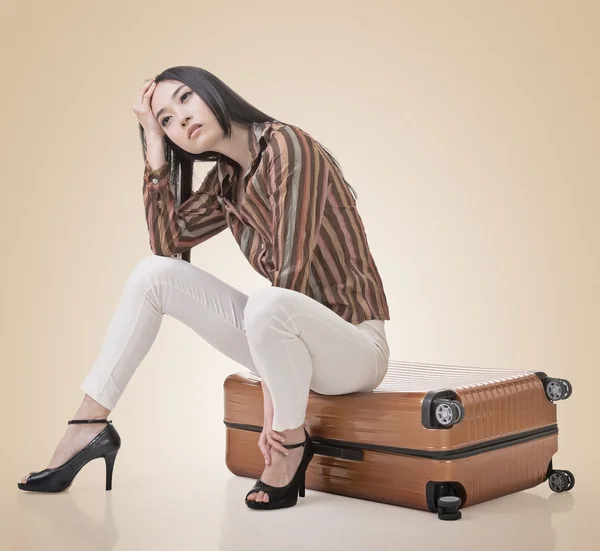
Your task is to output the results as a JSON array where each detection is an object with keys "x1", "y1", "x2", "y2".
[{"x1": 80, "y1": 255, "x2": 391, "y2": 432}]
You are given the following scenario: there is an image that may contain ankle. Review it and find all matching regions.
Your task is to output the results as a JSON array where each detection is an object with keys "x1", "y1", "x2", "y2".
[
  {"x1": 279, "y1": 425, "x2": 305, "y2": 445},
  {"x1": 72, "y1": 394, "x2": 111, "y2": 421}
]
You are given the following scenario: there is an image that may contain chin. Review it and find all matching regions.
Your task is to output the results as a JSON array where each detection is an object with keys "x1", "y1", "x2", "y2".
[
  {"x1": 180, "y1": 141, "x2": 205, "y2": 155},
  {"x1": 194, "y1": 136, "x2": 219, "y2": 154},
  {"x1": 190, "y1": 144, "x2": 211, "y2": 155}
]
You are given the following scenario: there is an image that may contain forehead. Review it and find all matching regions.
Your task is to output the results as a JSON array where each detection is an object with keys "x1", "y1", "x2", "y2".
[{"x1": 150, "y1": 80, "x2": 186, "y2": 115}]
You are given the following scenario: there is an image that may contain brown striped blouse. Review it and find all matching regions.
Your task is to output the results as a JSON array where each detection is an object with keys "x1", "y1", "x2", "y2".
[{"x1": 143, "y1": 121, "x2": 390, "y2": 324}]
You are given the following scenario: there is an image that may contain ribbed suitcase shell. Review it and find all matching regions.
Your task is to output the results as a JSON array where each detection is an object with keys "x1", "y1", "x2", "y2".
[{"x1": 223, "y1": 360, "x2": 561, "y2": 512}]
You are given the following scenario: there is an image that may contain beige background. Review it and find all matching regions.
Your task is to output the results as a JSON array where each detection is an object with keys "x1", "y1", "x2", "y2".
[{"x1": 1, "y1": 0, "x2": 598, "y2": 549}]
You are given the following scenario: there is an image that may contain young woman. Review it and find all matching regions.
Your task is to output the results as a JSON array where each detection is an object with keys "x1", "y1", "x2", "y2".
[{"x1": 18, "y1": 65, "x2": 391, "y2": 510}]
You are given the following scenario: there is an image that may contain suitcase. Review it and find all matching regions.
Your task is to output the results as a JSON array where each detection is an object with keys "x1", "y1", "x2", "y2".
[{"x1": 223, "y1": 359, "x2": 574, "y2": 520}]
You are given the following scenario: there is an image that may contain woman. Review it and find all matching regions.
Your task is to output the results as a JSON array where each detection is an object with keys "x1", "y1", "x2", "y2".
[{"x1": 18, "y1": 65, "x2": 391, "y2": 510}]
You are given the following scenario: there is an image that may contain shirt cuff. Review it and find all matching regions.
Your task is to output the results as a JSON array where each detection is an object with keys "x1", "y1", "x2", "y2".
[{"x1": 144, "y1": 158, "x2": 170, "y2": 189}]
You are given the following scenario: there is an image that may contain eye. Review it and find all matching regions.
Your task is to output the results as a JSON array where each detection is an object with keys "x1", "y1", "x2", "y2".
[{"x1": 160, "y1": 91, "x2": 191, "y2": 127}]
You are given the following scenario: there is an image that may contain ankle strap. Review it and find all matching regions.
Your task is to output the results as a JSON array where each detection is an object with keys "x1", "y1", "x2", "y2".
[
  {"x1": 68, "y1": 419, "x2": 112, "y2": 425},
  {"x1": 281, "y1": 427, "x2": 310, "y2": 449},
  {"x1": 282, "y1": 439, "x2": 306, "y2": 450}
]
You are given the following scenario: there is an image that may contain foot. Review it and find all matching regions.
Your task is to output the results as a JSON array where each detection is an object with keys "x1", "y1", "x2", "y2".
[
  {"x1": 246, "y1": 439, "x2": 305, "y2": 504},
  {"x1": 20, "y1": 418, "x2": 108, "y2": 485}
]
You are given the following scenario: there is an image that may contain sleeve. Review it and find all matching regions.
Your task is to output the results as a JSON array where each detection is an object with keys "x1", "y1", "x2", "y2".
[
  {"x1": 143, "y1": 158, "x2": 228, "y2": 257},
  {"x1": 267, "y1": 126, "x2": 330, "y2": 294}
]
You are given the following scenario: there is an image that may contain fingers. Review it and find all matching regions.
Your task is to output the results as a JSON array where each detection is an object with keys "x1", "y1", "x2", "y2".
[
  {"x1": 138, "y1": 80, "x2": 152, "y2": 102},
  {"x1": 134, "y1": 79, "x2": 156, "y2": 112},
  {"x1": 140, "y1": 81, "x2": 156, "y2": 110},
  {"x1": 143, "y1": 81, "x2": 156, "y2": 104},
  {"x1": 267, "y1": 426, "x2": 286, "y2": 444},
  {"x1": 258, "y1": 424, "x2": 290, "y2": 465},
  {"x1": 142, "y1": 78, "x2": 154, "y2": 91},
  {"x1": 258, "y1": 431, "x2": 271, "y2": 465},
  {"x1": 266, "y1": 430, "x2": 289, "y2": 456}
]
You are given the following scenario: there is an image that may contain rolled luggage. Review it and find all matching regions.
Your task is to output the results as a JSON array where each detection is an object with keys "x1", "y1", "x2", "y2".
[{"x1": 223, "y1": 360, "x2": 574, "y2": 519}]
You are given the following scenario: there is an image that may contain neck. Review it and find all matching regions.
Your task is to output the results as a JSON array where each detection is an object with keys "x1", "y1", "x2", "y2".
[{"x1": 212, "y1": 122, "x2": 252, "y2": 174}]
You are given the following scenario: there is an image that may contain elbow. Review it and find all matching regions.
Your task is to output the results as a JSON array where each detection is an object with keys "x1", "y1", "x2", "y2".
[
  {"x1": 150, "y1": 247, "x2": 171, "y2": 257},
  {"x1": 150, "y1": 244, "x2": 181, "y2": 258},
  {"x1": 148, "y1": 235, "x2": 179, "y2": 258},
  {"x1": 150, "y1": 238, "x2": 192, "y2": 258}
]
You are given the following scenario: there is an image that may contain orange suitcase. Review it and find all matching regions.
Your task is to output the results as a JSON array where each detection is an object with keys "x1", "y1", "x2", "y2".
[{"x1": 223, "y1": 360, "x2": 574, "y2": 520}]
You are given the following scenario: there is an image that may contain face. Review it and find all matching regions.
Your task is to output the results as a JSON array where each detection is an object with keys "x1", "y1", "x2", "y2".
[{"x1": 150, "y1": 79, "x2": 223, "y2": 154}]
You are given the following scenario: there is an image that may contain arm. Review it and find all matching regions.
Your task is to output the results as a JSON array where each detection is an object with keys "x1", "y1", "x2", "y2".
[
  {"x1": 268, "y1": 126, "x2": 330, "y2": 294},
  {"x1": 143, "y1": 159, "x2": 228, "y2": 256}
]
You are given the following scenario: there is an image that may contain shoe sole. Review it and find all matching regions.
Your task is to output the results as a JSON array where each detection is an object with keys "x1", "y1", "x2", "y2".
[{"x1": 17, "y1": 480, "x2": 74, "y2": 493}]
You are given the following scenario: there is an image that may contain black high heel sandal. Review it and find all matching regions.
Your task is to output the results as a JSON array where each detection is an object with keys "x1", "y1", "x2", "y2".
[
  {"x1": 245, "y1": 427, "x2": 314, "y2": 510},
  {"x1": 17, "y1": 419, "x2": 121, "y2": 493}
]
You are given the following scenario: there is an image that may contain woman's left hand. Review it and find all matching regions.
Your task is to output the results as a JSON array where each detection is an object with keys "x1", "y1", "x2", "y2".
[{"x1": 258, "y1": 423, "x2": 288, "y2": 465}]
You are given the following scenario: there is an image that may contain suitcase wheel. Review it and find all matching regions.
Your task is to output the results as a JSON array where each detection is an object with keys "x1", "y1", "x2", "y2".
[
  {"x1": 437, "y1": 495, "x2": 462, "y2": 521},
  {"x1": 548, "y1": 470, "x2": 575, "y2": 493},
  {"x1": 542, "y1": 377, "x2": 572, "y2": 402},
  {"x1": 434, "y1": 400, "x2": 463, "y2": 427},
  {"x1": 562, "y1": 470, "x2": 576, "y2": 490},
  {"x1": 422, "y1": 391, "x2": 465, "y2": 429}
]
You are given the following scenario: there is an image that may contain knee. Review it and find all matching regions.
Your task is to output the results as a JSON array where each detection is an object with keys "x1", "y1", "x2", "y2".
[
  {"x1": 124, "y1": 254, "x2": 181, "y2": 293},
  {"x1": 243, "y1": 287, "x2": 299, "y2": 337}
]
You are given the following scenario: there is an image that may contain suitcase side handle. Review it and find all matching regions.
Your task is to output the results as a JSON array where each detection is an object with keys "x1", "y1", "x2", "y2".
[{"x1": 312, "y1": 440, "x2": 364, "y2": 462}]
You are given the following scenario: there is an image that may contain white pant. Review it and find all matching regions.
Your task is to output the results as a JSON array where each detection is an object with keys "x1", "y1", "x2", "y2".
[{"x1": 80, "y1": 255, "x2": 391, "y2": 431}]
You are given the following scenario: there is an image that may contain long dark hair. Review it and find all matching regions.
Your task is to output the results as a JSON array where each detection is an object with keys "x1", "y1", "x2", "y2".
[{"x1": 138, "y1": 65, "x2": 356, "y2": 206}]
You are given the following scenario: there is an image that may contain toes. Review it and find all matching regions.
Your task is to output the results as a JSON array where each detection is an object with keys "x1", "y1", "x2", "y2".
[{"x1": 246, "y1": 490, "x2": 270, "y2": 504}]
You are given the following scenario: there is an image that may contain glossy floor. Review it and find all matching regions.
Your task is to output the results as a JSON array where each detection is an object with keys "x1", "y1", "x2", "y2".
[{"x1": 2, "y1": 451, "x2": 594, "y2": 551}]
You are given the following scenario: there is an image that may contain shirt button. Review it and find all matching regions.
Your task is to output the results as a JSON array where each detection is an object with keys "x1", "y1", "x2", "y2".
[{"x1": 151, "y1": 178, "x2": 159, "y2": 184}]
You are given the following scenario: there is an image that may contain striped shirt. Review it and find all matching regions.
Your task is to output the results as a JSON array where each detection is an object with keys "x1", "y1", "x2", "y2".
[{"x1": 143, "y1": 121, "x2": 390, "y2": 324}]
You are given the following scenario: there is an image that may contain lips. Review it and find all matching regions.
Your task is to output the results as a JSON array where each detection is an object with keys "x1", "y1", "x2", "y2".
[{"x1": 188, "y1": 123, "x2": 202, "y2": 139}]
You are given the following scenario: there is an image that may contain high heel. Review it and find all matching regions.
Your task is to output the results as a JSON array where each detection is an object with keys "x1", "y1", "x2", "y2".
[
  {"x1": 17, "y1": 419, "x2": 121, "y2": 493},
  {"x1": 245, "y1": 427, "x2": 314, "y2": 510},
  {"x1": 299, "y1": 472, "x2": 306, "y2": 498},
  {"x1": 103, "y1": 448, "x2": 119, "y2": 491}
]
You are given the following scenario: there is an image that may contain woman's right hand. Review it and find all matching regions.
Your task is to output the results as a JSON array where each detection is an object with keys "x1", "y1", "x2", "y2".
[{"x1": 132, "y1": 78, "x2": 165, "y2": 138}]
